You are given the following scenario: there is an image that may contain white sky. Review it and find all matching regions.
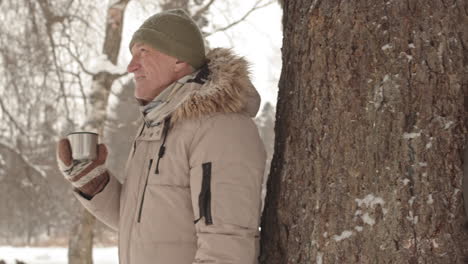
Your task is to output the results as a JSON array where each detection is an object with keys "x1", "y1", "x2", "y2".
[{"x1": 119, "y1": 1, "x2": 283, "y2": 108}]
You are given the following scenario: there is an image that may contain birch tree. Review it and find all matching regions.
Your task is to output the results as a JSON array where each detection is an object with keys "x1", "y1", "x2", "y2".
[{"x1": 68, "y1": 1, "x2": 130, "y2": 263}]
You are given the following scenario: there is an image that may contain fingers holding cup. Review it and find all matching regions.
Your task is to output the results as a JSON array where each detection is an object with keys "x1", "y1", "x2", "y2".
[{"x1": 57, "y1": 138, "x2": 73, "y2": 169}]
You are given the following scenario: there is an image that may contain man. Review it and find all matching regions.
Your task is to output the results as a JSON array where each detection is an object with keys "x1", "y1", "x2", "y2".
[{"x1": 57, "y1": 9, "x2": 266, "y2": 264}]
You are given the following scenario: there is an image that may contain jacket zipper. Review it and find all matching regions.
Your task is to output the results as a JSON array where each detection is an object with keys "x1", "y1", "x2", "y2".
[
  {"x1": 137, "y1": 159, "x2": 153, "y2": 223},
  {"x1": 195, "y1": 162, "x2": 213, "y2": 225}
]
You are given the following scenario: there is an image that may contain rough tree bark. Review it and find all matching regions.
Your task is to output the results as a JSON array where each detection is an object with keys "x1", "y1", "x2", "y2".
[
  {"x1": 68, "y1": 1, "x2": 130, "y2": 264},
  {"x1": 261, "y1": 0, "x2": 468, "y2": 263}
]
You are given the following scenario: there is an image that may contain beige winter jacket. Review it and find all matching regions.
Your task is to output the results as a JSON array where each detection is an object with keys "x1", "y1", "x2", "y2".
[{"x1": 74, "y1": 48, "x2": 267, "y2": 264}]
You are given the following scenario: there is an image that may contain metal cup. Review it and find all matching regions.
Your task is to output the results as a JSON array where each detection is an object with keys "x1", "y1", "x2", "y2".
[{"x1": 67, "y1": 132, "x2": 98, "y2": 161}]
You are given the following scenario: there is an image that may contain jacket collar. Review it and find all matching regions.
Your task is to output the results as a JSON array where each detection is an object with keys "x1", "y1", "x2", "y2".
[{"x1": 140, "y1": 48, "x2": 261, "y2": 127}]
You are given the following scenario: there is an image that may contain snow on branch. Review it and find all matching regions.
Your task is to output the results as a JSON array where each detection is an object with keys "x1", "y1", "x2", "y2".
[{"x1": 89, "y1": 54, "x2": 127, "y2": 75}]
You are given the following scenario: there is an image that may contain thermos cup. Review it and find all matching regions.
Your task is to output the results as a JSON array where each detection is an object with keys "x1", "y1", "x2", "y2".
[{"x1": 67, "y1": 132, "x2": 98, "y2": 161}]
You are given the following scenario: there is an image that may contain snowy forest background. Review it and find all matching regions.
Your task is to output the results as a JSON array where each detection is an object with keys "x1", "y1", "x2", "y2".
[{"x1": 0, "y1": 0, "x2": 280, "y2": 257}]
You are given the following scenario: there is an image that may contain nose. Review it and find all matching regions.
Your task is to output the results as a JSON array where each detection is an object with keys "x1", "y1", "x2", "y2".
[{"x1": 127, "y1": 57, "x2": 140, "y2": 73}]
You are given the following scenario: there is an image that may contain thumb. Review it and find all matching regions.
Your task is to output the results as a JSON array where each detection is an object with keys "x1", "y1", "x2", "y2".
[
  {"x1": 96, "y1": 144, "x2": 108, "y2": 164},
  {"x1": 57, "y1": 138, "x2": 73, "y2": 167}
]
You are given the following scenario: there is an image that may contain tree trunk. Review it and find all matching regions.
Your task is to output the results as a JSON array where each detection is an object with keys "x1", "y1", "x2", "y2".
[
  {"x1": 261, "y1": 1, "x2": 468, "y2": 263},
  {"x1": 68, "y1": 209, "x2": 95, "y2": 264},
  {"x1": 68, "y1": 1, "x2": 130, "y2": 264}
]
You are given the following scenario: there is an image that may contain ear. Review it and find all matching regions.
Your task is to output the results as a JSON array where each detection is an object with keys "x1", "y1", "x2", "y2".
[{"x1": 174, "y1": 60, "x2": 191, "y2": 73}]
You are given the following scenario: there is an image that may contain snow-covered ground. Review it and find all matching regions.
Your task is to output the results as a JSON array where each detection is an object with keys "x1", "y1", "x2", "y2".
[{"x1": 0, "y1": 247, "x2": 118, "y2": 264}]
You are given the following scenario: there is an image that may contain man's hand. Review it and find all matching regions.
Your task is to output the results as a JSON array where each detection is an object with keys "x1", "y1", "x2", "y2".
[{"x1": 56, "y1": 138, "x2": 110, "y2": 198}]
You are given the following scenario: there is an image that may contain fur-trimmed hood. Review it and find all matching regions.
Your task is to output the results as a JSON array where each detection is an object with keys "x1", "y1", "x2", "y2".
[{"x1": 142, "y1": 48, "x2": 261, "y2": 126}]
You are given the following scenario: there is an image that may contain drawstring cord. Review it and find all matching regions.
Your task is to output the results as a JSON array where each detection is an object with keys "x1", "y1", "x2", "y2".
[{"x1": 155, "y1": 116, "x2": 171, "y2": 174}]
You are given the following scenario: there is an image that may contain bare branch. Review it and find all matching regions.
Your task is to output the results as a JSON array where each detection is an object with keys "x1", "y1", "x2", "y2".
[
  {"x1": 193, "y1": 0, "x2": 216, "y2": 22},
  {"x1": 36, "y1": 0, "x2": 67, "y2": 27},
  {"x1": 59, "y1": 43, "x2": 95, "y2": 75},
  {"x1": 47, "y1": 32, "x2": 72, "y2": 123},
  {"x1": 112, "y1": 71, "x2": 129, "y2": 79},
  {"x1": 35, "y1": 0, "x2": 74, "y2": 123},
  {"x1": 205, "y1": 0, "x2": 275, "y2": 37},
  {"x1": 0, "y1": 140, "x2": 48, "y2": 180},
  {"x1": 62, "y1": 70, "x2": 89, "y2": 115},
  {"x1": 0, "y1": 96, "x2": 26, "y2": 135}
]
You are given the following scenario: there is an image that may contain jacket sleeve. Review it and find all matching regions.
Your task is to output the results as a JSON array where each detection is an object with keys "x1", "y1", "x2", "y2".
[
  {"x1": 189, "y1": 113, "x2": 266, "y2": 264},
  {"x1": 73, "y1": 172, "x2": 121, "y2": 231}
]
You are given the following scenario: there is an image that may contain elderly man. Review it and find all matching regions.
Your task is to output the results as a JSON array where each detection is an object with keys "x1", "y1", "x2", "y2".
[{"x1": 57, "y1": 9, "x2": 266, "y2": 264}]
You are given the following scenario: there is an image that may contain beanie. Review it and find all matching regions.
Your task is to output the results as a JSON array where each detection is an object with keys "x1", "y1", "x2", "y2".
[{"x1": 129, "y1": 9, "x2": 206, "y2": 69}]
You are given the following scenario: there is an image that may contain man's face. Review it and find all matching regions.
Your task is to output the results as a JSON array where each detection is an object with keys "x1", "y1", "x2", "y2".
[{"x1": 127, "y1": 43, "x2": 178, "y2": 101}]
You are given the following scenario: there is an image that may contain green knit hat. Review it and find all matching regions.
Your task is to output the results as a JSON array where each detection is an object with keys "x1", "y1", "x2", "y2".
[{"x1": 129, "y1": 9, "x2": 206, "y2": 69}]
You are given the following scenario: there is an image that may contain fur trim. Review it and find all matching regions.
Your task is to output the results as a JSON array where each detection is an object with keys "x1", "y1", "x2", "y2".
[{"x1": 171, "y1": 48, "x2": 256, "y2": 123}]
